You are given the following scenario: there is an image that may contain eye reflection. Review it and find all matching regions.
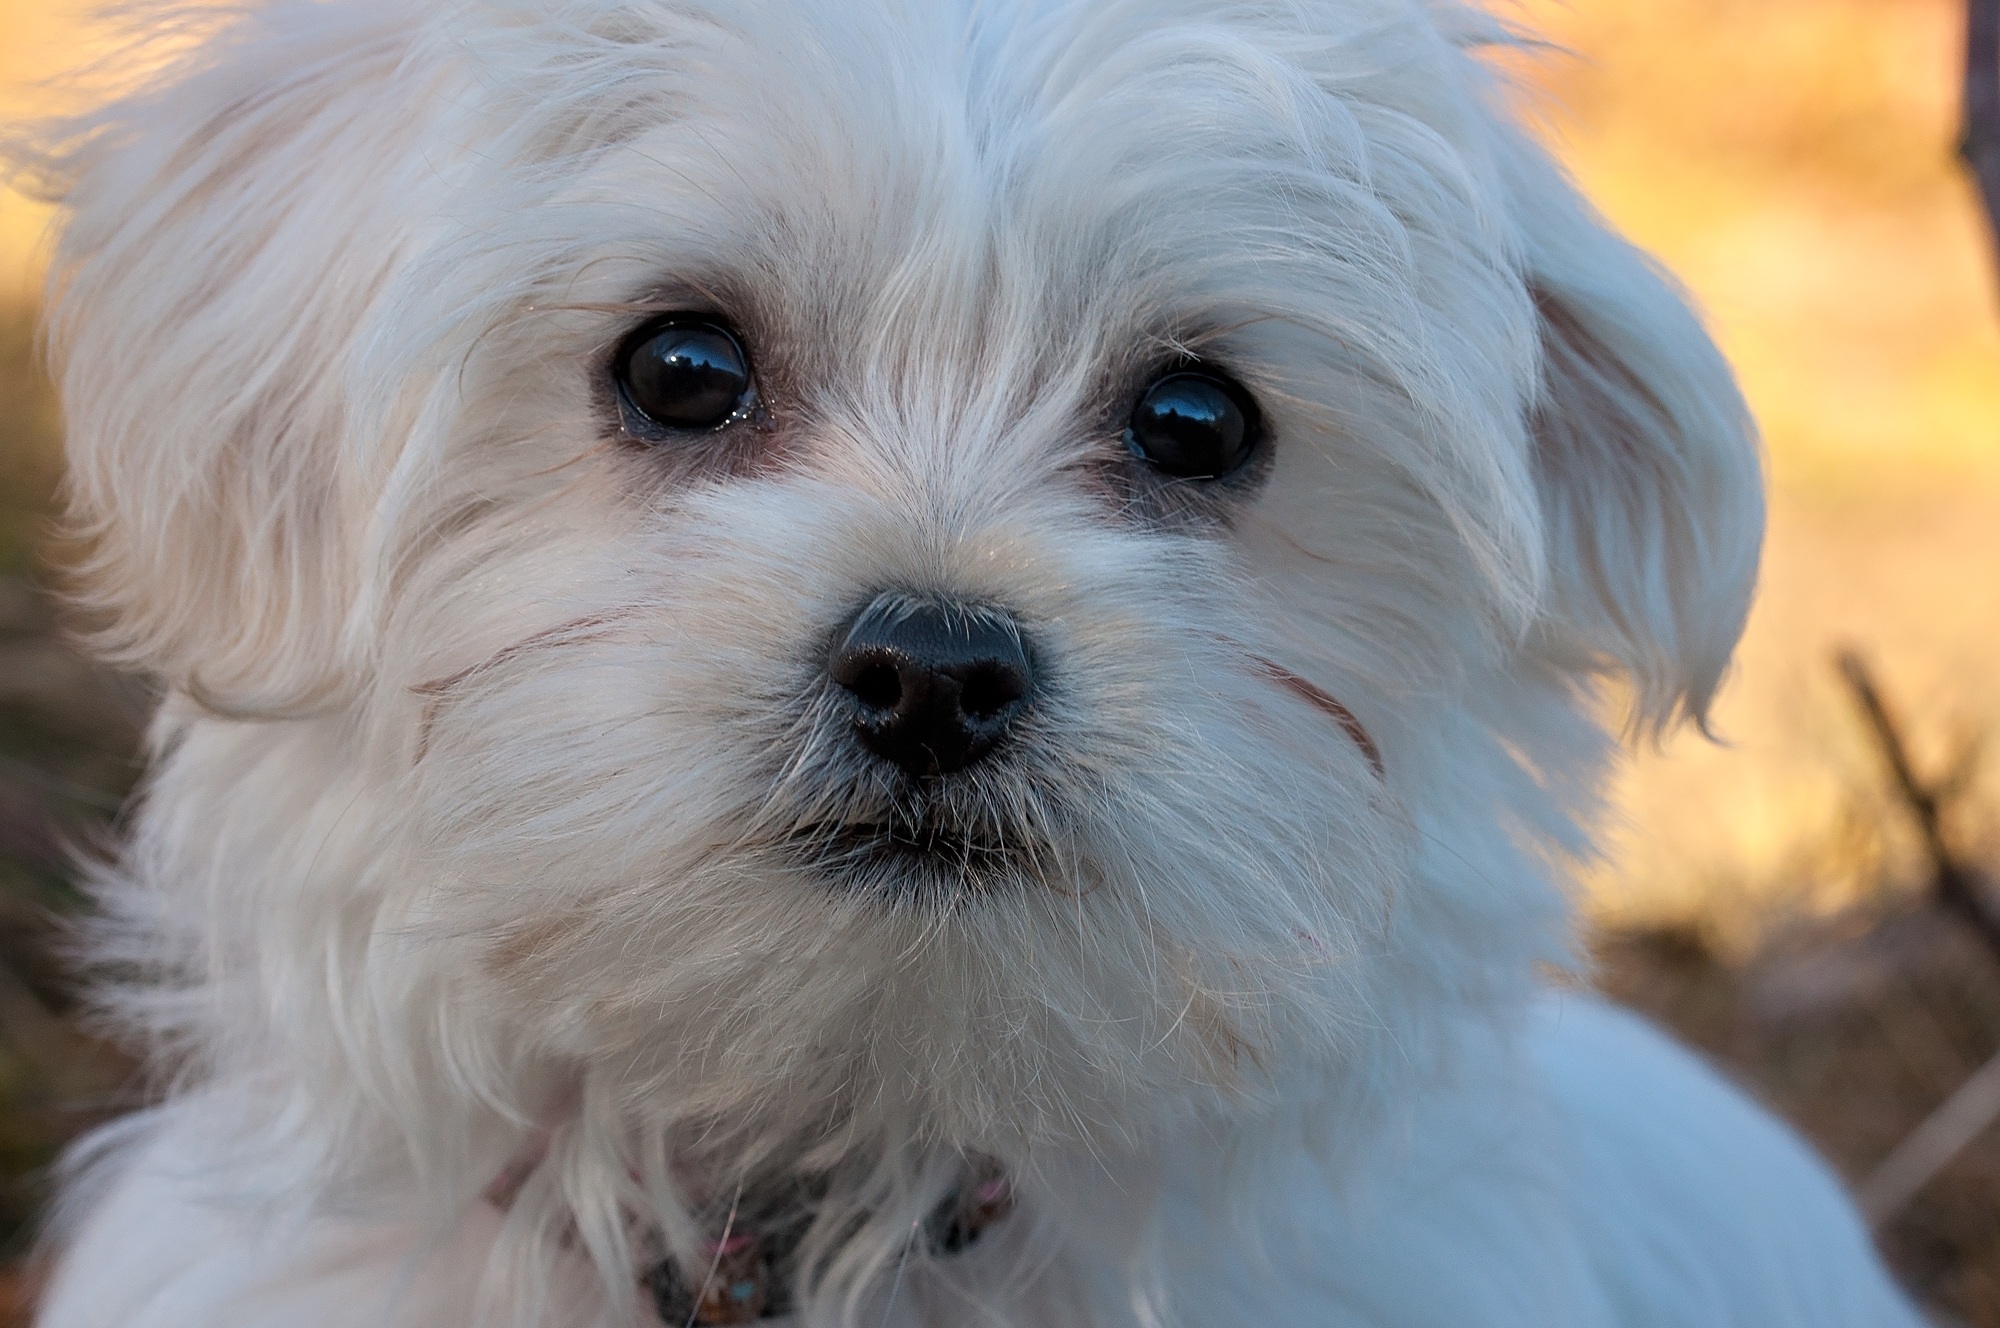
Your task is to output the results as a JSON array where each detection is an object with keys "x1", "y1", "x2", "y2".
[
  {"x1": 615, "y1": 317, "x2": 755, "y2": 432},
  {"x1": 1125, "y1": 369, "x2": 1261, "y2": 479}
]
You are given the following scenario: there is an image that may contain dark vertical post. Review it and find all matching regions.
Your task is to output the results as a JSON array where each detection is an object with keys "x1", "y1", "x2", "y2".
[{"x1": 1965, "y1": 0, "x2": 2000, "y2": 276}]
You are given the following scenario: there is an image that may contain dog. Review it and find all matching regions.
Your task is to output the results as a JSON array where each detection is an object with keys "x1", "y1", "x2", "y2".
[{"x1": 13, "y1": 0, "x2": 1922, "y2": 1324}]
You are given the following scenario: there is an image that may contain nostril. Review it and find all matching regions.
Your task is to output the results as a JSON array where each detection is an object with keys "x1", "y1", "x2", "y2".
[
  {"x1": 846, "y1": 658, "x2": 904, "y2": 712},
  {"x1": 958, "y1": 663, "x2": 1026, "y2": 721}
]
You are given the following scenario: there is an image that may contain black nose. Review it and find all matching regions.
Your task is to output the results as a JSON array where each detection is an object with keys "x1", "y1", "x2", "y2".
[{"x1": 829, "y1": 596, "x2": 1035, "y2": 777}]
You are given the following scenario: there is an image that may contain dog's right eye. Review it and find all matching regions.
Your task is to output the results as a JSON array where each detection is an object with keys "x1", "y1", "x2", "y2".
[
  {"x1": 1125, "y1": 367, "x2": 1262, "y2": 480},
  {"x1": 614, "y1": 317, "x2": 755, "y2": 432}
]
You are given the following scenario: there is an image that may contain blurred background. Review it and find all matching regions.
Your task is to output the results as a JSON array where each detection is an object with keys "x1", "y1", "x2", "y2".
[{"x1": 1, "y1": 0, "x2": 1998, "y2": 1321}]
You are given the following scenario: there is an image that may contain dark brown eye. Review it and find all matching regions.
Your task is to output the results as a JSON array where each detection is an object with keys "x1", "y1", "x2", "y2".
[
  {"x1": 615, "y1": 317, "x2": 754, "y2": 432},
  {"x1": 1125, "y1": 369, "x2": 1261, "y2": 479}
]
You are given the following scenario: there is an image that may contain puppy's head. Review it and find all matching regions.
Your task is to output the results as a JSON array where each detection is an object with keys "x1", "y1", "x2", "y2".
[{"x1": 32, "y1": 0, "x2": 1755, "y2": 1183}]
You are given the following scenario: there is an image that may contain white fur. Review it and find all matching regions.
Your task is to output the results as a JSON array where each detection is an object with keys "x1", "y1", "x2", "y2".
[{"x1": 11, "y1": 0, "x2": 1915, "y2": 1324}]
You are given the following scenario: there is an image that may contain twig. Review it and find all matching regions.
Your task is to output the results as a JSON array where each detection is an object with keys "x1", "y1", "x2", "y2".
[
  {"x1": 1839, "y1": 650, "x2": 2000, "y2": 1224},
  {"x1": 1836, "y1": 650, "x2": 2000, "y2": 966},
  {"x1": 1966, "y1": 0, "x2": 2000, "y2": 277},
  {"x1": 1859, "y1": 1046, "x2": 2000, "y2": 1224}
]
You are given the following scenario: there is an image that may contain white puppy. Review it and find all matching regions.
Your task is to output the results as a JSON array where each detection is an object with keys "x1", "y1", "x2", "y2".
[{"x1": 16, "y1": 1, "x2": 1920, "y2": 1324}]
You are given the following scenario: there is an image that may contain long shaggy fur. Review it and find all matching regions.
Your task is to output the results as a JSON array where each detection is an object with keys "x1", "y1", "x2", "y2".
[{"x1": 10, "y1": 1, "x2": 1916, "y2": 1324}]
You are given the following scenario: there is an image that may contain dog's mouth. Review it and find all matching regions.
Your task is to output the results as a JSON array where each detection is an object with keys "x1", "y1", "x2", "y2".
[{"x1": 785, "y1": 815, "x2": 1050, "y2": 903}]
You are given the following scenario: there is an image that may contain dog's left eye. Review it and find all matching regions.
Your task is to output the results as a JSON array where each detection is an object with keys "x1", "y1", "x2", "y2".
[
  {"x1": 1125, "y1": 368, "x2": 1262, "y2": 480},
  {"x1": 614, "y1": 316, "x2": 755, "y2": 432}
]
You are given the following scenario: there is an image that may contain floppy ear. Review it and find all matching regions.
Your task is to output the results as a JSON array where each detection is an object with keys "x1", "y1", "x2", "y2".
[
  {"x1": 1502, "y1": 135, "x2": 1764, "y2": 735},
  {"x1": 24, "y1": 4, "x2": 439, "y2": 713}
]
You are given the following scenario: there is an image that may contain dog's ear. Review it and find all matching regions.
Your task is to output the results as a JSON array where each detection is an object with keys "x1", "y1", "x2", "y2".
[
  {"x1": 25, "y1": 5, "x2": 436, "y2": 713},
  {"x1": 1502, "y1": 135, "x2": 1763, "y2": 736}
]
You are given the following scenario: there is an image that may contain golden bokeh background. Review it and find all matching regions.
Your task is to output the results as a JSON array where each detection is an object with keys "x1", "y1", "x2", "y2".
[{"x1": 0, "y1": 3, "x2": 90, "y2": 295}]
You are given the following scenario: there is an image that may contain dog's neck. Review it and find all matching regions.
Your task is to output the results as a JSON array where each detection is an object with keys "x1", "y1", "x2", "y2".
[{"x1": 484, "y1": 1120, "x2": 1014, "y2": 1325}]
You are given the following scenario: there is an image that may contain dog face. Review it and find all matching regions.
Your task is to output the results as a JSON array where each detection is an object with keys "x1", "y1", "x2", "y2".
[{"x1": 33, "y1": 0, "x2": 1758, "y2": 1167}]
